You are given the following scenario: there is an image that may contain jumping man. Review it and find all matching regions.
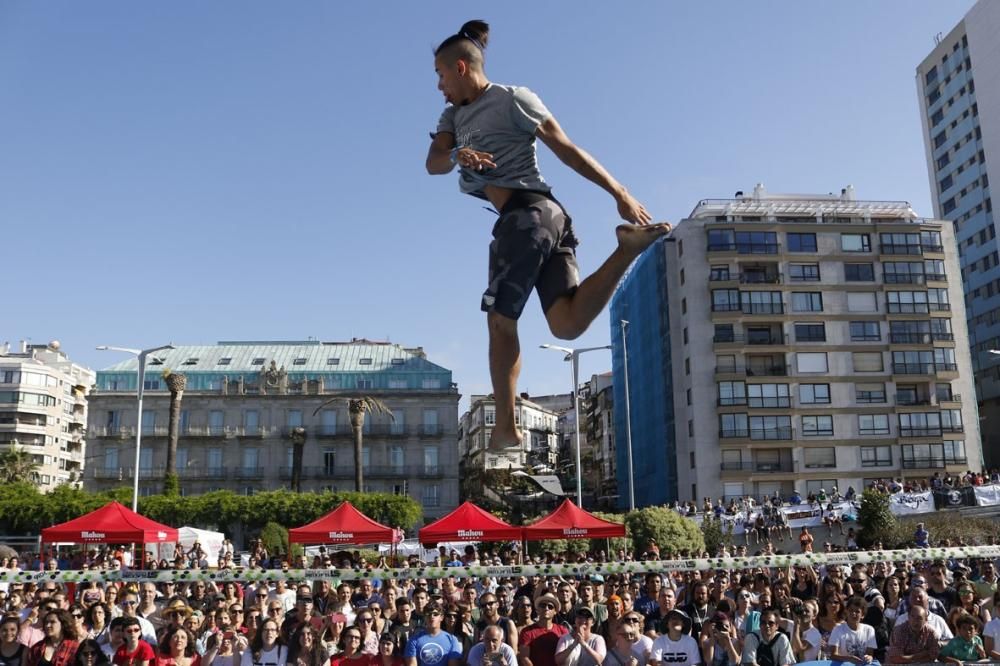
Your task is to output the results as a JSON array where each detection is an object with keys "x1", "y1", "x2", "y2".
[{"x1": 426, "y1": 20, "x2": 671, "y2": 450}]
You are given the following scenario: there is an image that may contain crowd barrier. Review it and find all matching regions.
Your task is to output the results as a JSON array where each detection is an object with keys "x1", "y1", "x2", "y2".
[{"x1": 3, "y1": 545, "x2": 1000, "y2": 584}]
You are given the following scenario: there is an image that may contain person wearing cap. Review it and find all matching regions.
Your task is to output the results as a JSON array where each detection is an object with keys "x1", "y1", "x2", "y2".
[
  {"x1": 596, "y1": 596, "x2": 623, "y2": 644},
  {"x1": 403, "y1": 602, "x2": 462, "y2": 666},
  {"x1": 701, "y1": 611, "x2": 740, "y2": 666},
  {"x1": 554, "y1": 607, "x2": 605, "y2": 666},
  {"x1": 280, "y1": 593, "x2": 314, "y2": 661},
  {"x1": 519, "y1": 594, "x2": 568, "y2": 666},
  {"x1": 468, "y1": 625, "x2": 516, "y2": 666},
  {"x1": 649, "y1": 609, "x2": 699, "y2": 666}
]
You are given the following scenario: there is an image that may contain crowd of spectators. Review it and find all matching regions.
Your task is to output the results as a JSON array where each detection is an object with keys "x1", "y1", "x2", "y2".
[{"x1": 4, "y1": 537, "x2": 1000, "y2": 666}]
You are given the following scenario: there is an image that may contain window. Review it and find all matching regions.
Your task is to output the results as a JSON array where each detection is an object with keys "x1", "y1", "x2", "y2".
[
  {"x1": 887, "y1": 291, "x2": 929, "y2": 314},
  {"x1": 880, "y1": 233, "x2": 921, "y2": 255},
  {"x1": 183, "y1": 358, "x2": 199, "y2": 366},
  {"x1": 423, "y1": 409, "x2": 440, "y2": 435},
  {"x1": 944, "y1": 440, "x2": 967, "y2": 464},
  {"x1": 209, "y1": 410, "x2": 224, "y2": 435},
  {"x1": 710, "y1": 265, "x2": 731, "y2": 281},
  {"x1": 799, "y1": 384, "x2": 830, "y2": 405},
  {"x1": 327, "y1": 358, "x2": 340, "y2": 365},
  {"x1": 422, "y1": 484, "x2": 440, "y2": 508},
  {"x1": 803, "y1": 447, "x2": 836, "y2": 468},
  {"x1": 359, "y1": 358, "x2": 373, "y2": 365},
  {"x1": 742, "y1": 291, "x2": 783, "y2": 314},
  {"x1": 789, "y1": 264, "x2": 820, "y2": 282},
  {"x1": 207, "y1": 448, "x2": 223, "y2": 474},
  {"x1": 791, "y1": 292, "x2": 823, "y2": 312},
  {"x1": 898, "y1": 412, "x2": 942, "y2": 437},
  {"x1": 292, "y1": 358, "x2": 306, "y2": 366},
  {"x1": 844, "y1": 264, "x2": 875, "y2": 281},
  {"x1": 719, "y1": 413, "x2": 749, "y2": 438},
  {"x1": 861, "y1": 446, "x2": 892, "y2": 467},
  {"x1": 787, "y1": 233, "x2": 817, "y2": 252},
  {"x1": 357, "y1": 379, "x2": 373, "y2": 389},
  {"x1": 749, "y1": 415, "x2": 792, "y2": 440},
  {"x1": 251, "y1": 358, "x2": 266, "y2": 366},
  {"x1": 802, "y1": 416, "x2": 834, "y2": 437},
  {"x1": 795, "y1": 323, "x2": 826, "y2": 342},
  {"x1": 747, "y1": 383, "x2": 790, "y2": 408},
  {"x1": 712, "y1": 289, "x2": 741, "y2": 312},
  {"x1": 718, "y1": 382, "x2": 746, "y2": 406},
  {"x1": 217, "y1": 358, "x2": 232, "y2": 366},
  {"x1": 104, "y1": 447, "x2": 119, "y2": 471},
  {"x1": 424, "y1": 446, "x2": 440, "y2": 473},
  {"x1": 797, "y1": 353, "x2": 827, "y2": 373},
  {"x1": 735, "y1": 231, "x2": 778, "y2": 254},
  {"x1": 853, "y1": 352, "x2": 884, "y2": 372},
  {"x1": 244, "y1": 410, "x2": 260, "y2": 434},
  {"x1": 847, "y1": 292, "x2": 877, "y2": 312},
  {"x1": 287, "y1": 410, "x2": 303, "y2": 427},
  {"x1": 859, "y1": 414, "x2": 890, "y2": 436},
  {"x1": 841, "y1": 234, "x2": 871, "y2": 252},
  {"x1": 707, "y1": 229, "x2": 735, "y2": 251},
  {"x1": 850, "y1": 321, "x2": 880, "y2": 341}
]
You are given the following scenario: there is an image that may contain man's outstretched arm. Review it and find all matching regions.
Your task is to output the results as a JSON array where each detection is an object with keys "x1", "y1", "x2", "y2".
[{"x1": 535, "y1": 116, "x2": 652, "y2": 225}]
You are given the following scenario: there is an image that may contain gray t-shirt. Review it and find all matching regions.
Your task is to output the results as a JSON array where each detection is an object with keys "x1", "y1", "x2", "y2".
[{"x1": 435, "y1": 83, "x2": 551, "y2": 199}]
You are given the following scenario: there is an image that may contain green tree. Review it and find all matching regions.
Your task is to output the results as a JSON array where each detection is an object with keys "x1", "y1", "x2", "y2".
[
  {"x1": 590, "y1": 511, "x2": 631, "y2": 556},
  {"x1": 0, "y1": 445, "x2": 40, "y2": 484},
  {"x1": 624, "y1": 506, "x2": 704, "y2": 557},
  {"x1": 314, "y1": 397, "x2": 393, "y2": 492},
  {"x1": 700, "y1": 515, "x2": 734, "y2": 555},
  {"x1": 259, "y1": 521, "x2": 288, "y2": 556},
  {"x1": 856, "y1": 488, "x2": 898, "y2": 548}
]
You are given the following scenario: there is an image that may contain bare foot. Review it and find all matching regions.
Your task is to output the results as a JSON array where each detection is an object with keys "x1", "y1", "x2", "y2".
[
  {"x1": 616, "y1": 222, "x2": 672, "y2": 259},
  {"x1": 488, "y1": 426, "x2": 523, "y2": 451}
]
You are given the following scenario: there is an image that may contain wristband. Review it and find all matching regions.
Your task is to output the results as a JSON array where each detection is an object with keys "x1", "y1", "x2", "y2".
[{"x1": 449, "y1": 148, "x2": 460, "y2": 165}]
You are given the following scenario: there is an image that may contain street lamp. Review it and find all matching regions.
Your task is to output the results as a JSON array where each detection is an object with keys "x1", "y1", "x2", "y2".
[
  {"x1": 96, "y1": 343, "x2": 174, "y2": 511},
  {"x1": 620, "y1": 320, "x2": 635, "y2": 511},
  {"x1": 540, "y1": 343, "x2": 611, "y2": 506}
]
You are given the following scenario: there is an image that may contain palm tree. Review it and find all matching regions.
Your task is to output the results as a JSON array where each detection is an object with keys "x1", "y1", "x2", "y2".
[
  {"x1": 0, "y1": 445, "x2": 40, "y2": 484},
  {"x1": 313, "y1": 397, "x2": 392, "y2": 492},
  {"x1": 289, "y1": 426, "x2": 307, "y2": 492},
  {"x1": 162, "y1": 369, "x2": 187, "y2": 495}
]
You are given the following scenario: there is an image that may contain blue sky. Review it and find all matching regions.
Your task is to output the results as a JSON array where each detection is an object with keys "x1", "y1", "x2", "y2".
[{"x1": 0, "y1": 1, "x2": 971, "y2": 408}]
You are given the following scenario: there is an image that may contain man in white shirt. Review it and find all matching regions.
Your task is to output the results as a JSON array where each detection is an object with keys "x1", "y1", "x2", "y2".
[{"x1": 468, "y1": 625, "x2": 517, "y2": 666}]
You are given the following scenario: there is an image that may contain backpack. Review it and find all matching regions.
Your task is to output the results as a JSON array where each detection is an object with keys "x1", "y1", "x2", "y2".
[{"x1": 751, "y1": 632, "x2": 782, "y2": 666}]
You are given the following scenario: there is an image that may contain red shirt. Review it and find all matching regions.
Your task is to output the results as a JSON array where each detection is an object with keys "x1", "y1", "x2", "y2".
[
  {"x1": 330, "y1": 655, "x2": 374, "y2": 666},
  {"x1": 114, "y1": 641, "x2": 156, "y2": 666},
  {"x1": 154, "y1": 656, "x2": 202, "y2": 666},
  {"x1": 519, "y1": 624, "x2": 568, "y2": 666}
]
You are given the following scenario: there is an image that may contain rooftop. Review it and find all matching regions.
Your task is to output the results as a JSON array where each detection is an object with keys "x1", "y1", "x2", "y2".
[{"x1": 688, "y1": 183, "x2": 922, "y2": 221}]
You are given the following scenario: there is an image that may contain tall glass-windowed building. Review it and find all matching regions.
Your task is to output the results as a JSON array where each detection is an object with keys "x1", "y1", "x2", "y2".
[
  {"x1": 916, "y1": 0, "x2": 1000, "y2": 465},
  {"x1": 609, "y1": 238, "x2": 676, "y2": 509}
]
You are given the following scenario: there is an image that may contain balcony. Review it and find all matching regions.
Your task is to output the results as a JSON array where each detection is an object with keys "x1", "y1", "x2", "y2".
[
  {"x1": 316, "y1": 425, "x2": 352, "y2": 438},
  {"x1": 712, "y1": 334, "x2": 786, "y2": 346},
  {"x1": 712, "y1": 303, "x2": 742, "y2": 313},
  {"x1": 924, "y1": 273, "x2": 947, "y2": 282},
  {"x1": 887, "y1": 304, "x2": 930, "y2": 314},
  {"x1": 899, "y1": 426, "x2": 943, "y2": 437},
  {"x1": 751, "y1": 427, "x2": 793, "y2": 440},
  {"x1": 719, "y1": 429, "x2": 751, "y2": 439},
  {"x1": 720, "y1": 460, "x2": 793, "y2": 473},
  {"x1": 939, "y1": 393, "x2": 962, "y2": 404},
  {"x1": 746, "y1": 365, "x2": 789, "y2": 377},
  {"x1": 893, "y1": 363, "x2": 934, "y2": 375},
  {"x1": 90, "y1": 426, "x2": 135, "y2": 438},
  {"x1": 739, "y1": 272, "x2": 782, "y2": 285},
  {"x1": 922, "y1": 244, "x2": 945, "y2": 253},
  {"x1": 235, "y1": 466, "x2": 266, "y2": 479},
  {"x1": 717, "y1": 397, "x2": 748, "y2": 407},
  {"x1": 902, "y1": 456, "x2": 966, "y2": 469},
  {"x1": 932, "y1": 332, "x2": 955, "y2": 341},
  {"x1": 890, "y1": 333, "x2": 932, "y2": 344},
  {"x1": 181, "y1": 426, "x2": 227, "y2": 438},
  {"x1": 420, "y1": 424, "x2": 443, "y2": 437},
  {"x1": 742, "y1": 303, "x2": 785, "y2": 315},
  {"x1": 747, "y1": 397, "x2": 792, "y2": 408},
  {"x1": 896, "y1": 395, "x2": 933, "y2": 406},
  {"x1": 879, "y1": 244, "x2": 923, "y2": 255},
  {"x1": 928, "y1": 303, "x2": 951, "y2": 312},
  {"x1": 884, "y1": 274, "x2": 928, "y2": 284}
]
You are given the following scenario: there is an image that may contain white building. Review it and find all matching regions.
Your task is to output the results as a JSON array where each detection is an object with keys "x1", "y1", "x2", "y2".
[
  {"x1": 666, "y1": 185, "x2": 982, "y2": 502},
  {"x1": 459, "y1": 394, "x2": 560, "y2": 473},
  {"x1": 0, "y1": 340, "x2": 95, "y2": 490}
]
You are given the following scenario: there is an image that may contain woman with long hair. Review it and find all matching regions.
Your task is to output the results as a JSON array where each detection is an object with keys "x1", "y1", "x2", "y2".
[
  {"x1": 104, "y1": 587, "x2": 122, "y2": 619},
  {"x1": 26, "y1": 610, "x2": 79, "y2": 666},
  {"x1": 1, "y1": 616, "x2": 26, "y2": 666},
  {"x1": 68, "y1": 606, "x2": 88, "y2": 643},
  {"x1": 367, "y1": 603, "x2": 386, "y2": 637},
  {"x1": 815, "y1": 593, "x2": 844, "y2": 659},
  {"x1": 373, "y1": 634, "x2": 401, "y2": 666},
  {"x1": 239, "y1": 619, "x2": 284, "y2": 666},
  {"x1": 328, "y1": 628, "x2": 370, "y2": 666},
  {"x1": 86, "y1": 604, "x2": 111, "y2": 644},
  {"x1": 353, "y1": 610, "x2": 378, "y2": 656},
  {"x1": 156, "y1": 627, "x2": 200, "y2": 666},
  {"x1": 72, "y1": 640, "x2": 109, "y2": 666},
  {"x1": 879, "y1": 576, "x2": 903, "y2": 623},
  {"x1": 290, "y1": 626, "x2": 325, "y2": 666},
  {"x1": 956, "y1": 583, "x2": 991, "y2": 624},
  {"x1": 201, "y1": 632, "x2": 240, "y2": 666},
  {"x1": 791, "y1": 566, "x2": 818, "y2": 601}
]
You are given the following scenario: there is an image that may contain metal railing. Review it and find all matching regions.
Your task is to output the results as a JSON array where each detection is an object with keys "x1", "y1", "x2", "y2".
[
  {"x1": 712, "y1": 334, "x2": 786, "y2": 345},
  {"x1": 890, "y1": 332, "x2": 933, "y2": 344},
  {"x1": 739, "y1": 273, "x2": 782, "y2": 284},
  {"x1": 720, "y1": 460, "x2": 793, "y2": 472},
  {"x1": 893, "y1": 363, "x2": 935, "y2": 374},
  {"x1": 902, "y1": 457, "x2": 967, "y2": 469},
  {"x1": 880, "y1": 244, "x2": 923, "y2": 255}
]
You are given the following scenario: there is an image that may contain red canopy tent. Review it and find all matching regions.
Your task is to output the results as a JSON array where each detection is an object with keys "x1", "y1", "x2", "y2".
[
  {"x1": 522, "y1": 499, "x2": 626, "y2": 540},
  {"x1": 40, "y1": 501, "x2": 177, "y2": 557},
  {"x1": 418, "y1": 501, "x2": 522, "y2": 544},
  {"x1": 289, "y1": 502, "x2": 403, "y2": 545}
]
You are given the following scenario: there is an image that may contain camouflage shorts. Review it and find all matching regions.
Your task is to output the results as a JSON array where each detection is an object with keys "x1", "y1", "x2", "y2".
[{"x1": 481, "y1": 191, "x2": 580, "y2": 320}]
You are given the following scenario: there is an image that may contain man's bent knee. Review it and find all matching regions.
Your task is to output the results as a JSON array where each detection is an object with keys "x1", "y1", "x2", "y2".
[{"x1": 487, "y1": 311, "x2": 518, "y2": 337}]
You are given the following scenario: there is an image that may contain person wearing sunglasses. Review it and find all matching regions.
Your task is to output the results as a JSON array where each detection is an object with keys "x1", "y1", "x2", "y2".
[
  {"x1": 474, "y1": 594, "x2": 517, "y2": 650},
  {"x1": 739, "y1": 610, "x2": 794, "y2": 666},
  {"x1": 119, "y1": 594, "x2": 157, "y2": 648},
  {"x1": 112, "y1": 618, "x2": 154, "y2": 666},
  {"x1": 403, "y1": 603, "x2": 462, "y2": 666},
  {"x1": 518, "y1": 594, "x2": 568, "y2": 666},
  {"x1": 73, "y1": 639, "x2": 110, "y2": 666},
  {"x1": 329, "y1": 629, "x2": 367, "y2": 666}
]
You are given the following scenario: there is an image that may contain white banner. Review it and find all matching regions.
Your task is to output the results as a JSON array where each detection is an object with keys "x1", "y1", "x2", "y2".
[
  {"x1": 974, "y1": 484, "x2": 1000, "y2": 507},
  {"x1": 689, "y1": 501, "x2": 855, "y2": 535},
  {"x1": 889, "y1": 490, "x2": 935, "y2": 515}
]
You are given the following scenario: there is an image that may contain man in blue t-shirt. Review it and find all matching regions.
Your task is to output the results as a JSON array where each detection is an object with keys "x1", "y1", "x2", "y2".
[{"x1": 404, "y1": 602, "x2": 462, "y2": 666}]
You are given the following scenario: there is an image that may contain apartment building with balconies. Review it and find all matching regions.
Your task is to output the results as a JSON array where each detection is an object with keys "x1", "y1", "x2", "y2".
[
  {"x1": 82, "y1": 339, "x2": 460, "y2": 520},
  {"x1": 665, "y1": 185, "x2": 982, "y2": 502},
  {"x1": 0, "y1": 340, "x2": 94, "y2": 490}
]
